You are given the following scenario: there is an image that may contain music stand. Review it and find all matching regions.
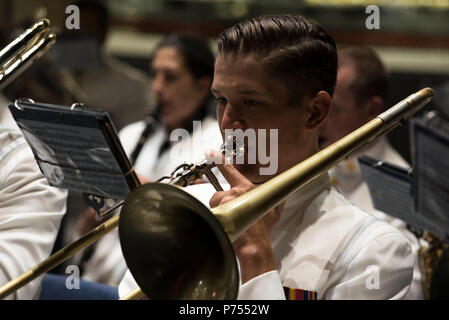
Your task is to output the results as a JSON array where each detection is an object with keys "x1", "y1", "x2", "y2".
[{"x1": 8, "y1": 99, "x2": 139, "y2": 203}]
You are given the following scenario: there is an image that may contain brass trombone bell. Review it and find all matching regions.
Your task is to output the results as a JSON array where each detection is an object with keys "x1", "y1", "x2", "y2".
[{"x1": 119, "y1": 183, "x2": 239, "y2": 300}]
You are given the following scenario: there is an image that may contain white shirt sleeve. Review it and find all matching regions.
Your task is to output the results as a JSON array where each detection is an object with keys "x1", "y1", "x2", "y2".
[
  {"x1": 237, "y1": 271, "x2": 286, "y2": 300},
  {"x1": 0, "y1": 140, "x2": 67, "y2": 300},
  {"x1": 118, "y1": 266, "x2": 287, "y2": 300}
]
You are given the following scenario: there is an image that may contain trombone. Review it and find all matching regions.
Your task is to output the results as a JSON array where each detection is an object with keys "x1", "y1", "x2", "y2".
[
  {"x1": 0, "y1": 19, "x2": 435, "y2": 299},
  {"x1": 0, "y1": 19, "x2": 56, "y2": 90},
  {"x1": 0, "y1": 87, "x2": 434, "y2": 300}
]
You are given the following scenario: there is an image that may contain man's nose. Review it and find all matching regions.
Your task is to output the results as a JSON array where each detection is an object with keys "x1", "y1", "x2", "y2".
[
  {"x1": 220, "y1": 104, "x2": 246, "y2": 131},
  {"x1": 151, "y1": 74, "x2": 164, "y2": 97}
]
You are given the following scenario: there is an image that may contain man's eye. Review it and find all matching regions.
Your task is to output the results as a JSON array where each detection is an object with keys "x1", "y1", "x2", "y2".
[{"x1": 164, "y1": 72, "x2": 178, "y2": 83}]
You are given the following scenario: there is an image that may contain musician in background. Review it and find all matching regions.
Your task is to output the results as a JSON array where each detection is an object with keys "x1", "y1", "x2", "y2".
[
  {"x1": 78, "y1": 33, "x2": 222, "y2": 287},
  {"x1": 0, "y1": 30, "x2": 66, "y2": 299},
  {"x1": 119, "y1": 15, "x2": 414, "y2": 299},
  {"x1": 319, "y1": 46, "x2": 424, "y2": 299},
  {"x1": 0, "y1": 93, "x2": 17, "y2": 130},
  {"x1": 65, "y1": 0, "x2": 152, "y2": 130}
]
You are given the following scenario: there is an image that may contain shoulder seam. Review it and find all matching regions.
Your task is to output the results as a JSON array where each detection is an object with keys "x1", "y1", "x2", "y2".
[{"x1": 0, "y1": 135, "x2": 27, "y2": 163}]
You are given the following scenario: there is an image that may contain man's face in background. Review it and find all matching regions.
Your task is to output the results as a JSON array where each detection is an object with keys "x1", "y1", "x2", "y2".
[{"x1": 319, "y1": 63, "x2": 374, "y2": 149}]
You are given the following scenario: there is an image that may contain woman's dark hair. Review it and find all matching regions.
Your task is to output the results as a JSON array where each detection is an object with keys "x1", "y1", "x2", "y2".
[
  {"x1": 154, "y1": 34, "x2": 215, "y2": 80},
  {"x1": 218, "y1": 15, "x2": 338, "y2": 104}
]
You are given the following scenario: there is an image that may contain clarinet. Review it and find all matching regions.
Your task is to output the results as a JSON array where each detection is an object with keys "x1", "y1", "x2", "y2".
[{"x1": 129, "y1": 104, "x2": 161, "y2": 166}]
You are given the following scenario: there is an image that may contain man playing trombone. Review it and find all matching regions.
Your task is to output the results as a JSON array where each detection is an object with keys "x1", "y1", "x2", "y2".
[{"x1": 118, "y1": 15, "x2": 415, "y2": 299}]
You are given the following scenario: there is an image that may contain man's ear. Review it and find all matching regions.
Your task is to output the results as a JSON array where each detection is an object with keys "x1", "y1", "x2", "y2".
[
  {"x1": 364, "y1": 95, "x2": 384, "y2": 121},
  {"x1": 305, "y1": 91, "x2": 331, "y2": 130}
]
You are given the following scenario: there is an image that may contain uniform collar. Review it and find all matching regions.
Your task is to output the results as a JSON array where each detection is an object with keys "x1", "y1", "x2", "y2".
[{"x1": 329, "y1": 137, "x2": 388, "y2": 193}]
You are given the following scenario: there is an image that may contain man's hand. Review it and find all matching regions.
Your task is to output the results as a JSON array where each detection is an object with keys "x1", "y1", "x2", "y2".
[{"x1": 206, "y1": 149, "x2": 284, "y2": 284}]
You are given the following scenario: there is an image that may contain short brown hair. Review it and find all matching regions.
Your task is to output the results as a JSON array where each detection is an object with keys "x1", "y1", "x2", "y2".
[
  {"x1": 217, "y1": 15, "x2": 338, "y2": 104},
  {"x1": 338, "y1": 46, "x2": 388, "y2": 106}
]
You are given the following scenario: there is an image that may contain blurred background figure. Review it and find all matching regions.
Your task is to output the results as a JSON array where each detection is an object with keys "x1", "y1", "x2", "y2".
[
  {"x1": 73, "y1": 33, "x2": 222, "y2": 287},
  {"x1": 319, "y1": 46, "x2": 424, "y2": 299},
  {"x1": 0, "y1": 94, "x2": 16, "y2": 130},
  {"x1": 39, "y1": 0, "x2": 153, "y2": 281},
  {"x1": 0, "y1": 127, "x2": 67, "y2": 299},
  {"x1": 319, "y1": 46, "x2": 408, "y2": 211},
  {"x1": 59, "y1": 0, "x2": 152, "y2": 130},
  {"x1": 1, "y1": 25, "x2": 68, "y2": 299},
  {"x1": 1, "y1": 1, "x2": 151, "y2": 131}
]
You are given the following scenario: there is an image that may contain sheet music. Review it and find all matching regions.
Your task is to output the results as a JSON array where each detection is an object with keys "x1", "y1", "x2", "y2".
[
  {"x1": 38, "y1": 162, "x2": 129, "y2": 199},
  {"x1": 358, "y1": 156, "x2": 435, "y2": 233},
  {"x1": 19, "y1": 119, "x2": 122, "y2": 172},
  {"x1": 412, "y1": 118, "x2": 449, "y2": 239},
  {"x1": 360, "y1": 117, "x2": 449, "y2": 241},
  {"x1": 9, "y1": 101, "x2": 135, "y2": 199}
]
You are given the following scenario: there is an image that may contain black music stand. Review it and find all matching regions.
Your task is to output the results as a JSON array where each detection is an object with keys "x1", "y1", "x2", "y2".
[
  {"x1": 359, "y1": 114, "x2": 449, "y2": 243},
  {"x1": 8, "y1": 100, "x2": 139, "y2": 205}
]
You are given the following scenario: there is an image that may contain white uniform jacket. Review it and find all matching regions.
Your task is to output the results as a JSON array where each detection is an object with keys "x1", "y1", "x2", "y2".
[
  {"x1": 118, "y1": 173, "x2": 414, "y2": 300},
  {"x1": 0, "y1": 129, "x2": 67, "y2": 299},
  {"x1": 329, "y1": 137, "x2": 424, "y2": 299}
]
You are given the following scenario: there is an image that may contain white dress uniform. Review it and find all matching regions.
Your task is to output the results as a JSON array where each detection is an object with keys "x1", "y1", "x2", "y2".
[
  {"x1": 118, "y1": 173, "x2": 414, "y2": 300},
  {"x1": 0, "y1": 128, "x2": 67, "y2": 299},
  {"x1": 81, "y1": 116, "x2": 224, "y2": 286},
  {"x1": 0, "y1": 94, "x2": 18, "y2": 131},
  {"x1": 329, "y1": 137, "x2": 424, "y2": 299}
]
